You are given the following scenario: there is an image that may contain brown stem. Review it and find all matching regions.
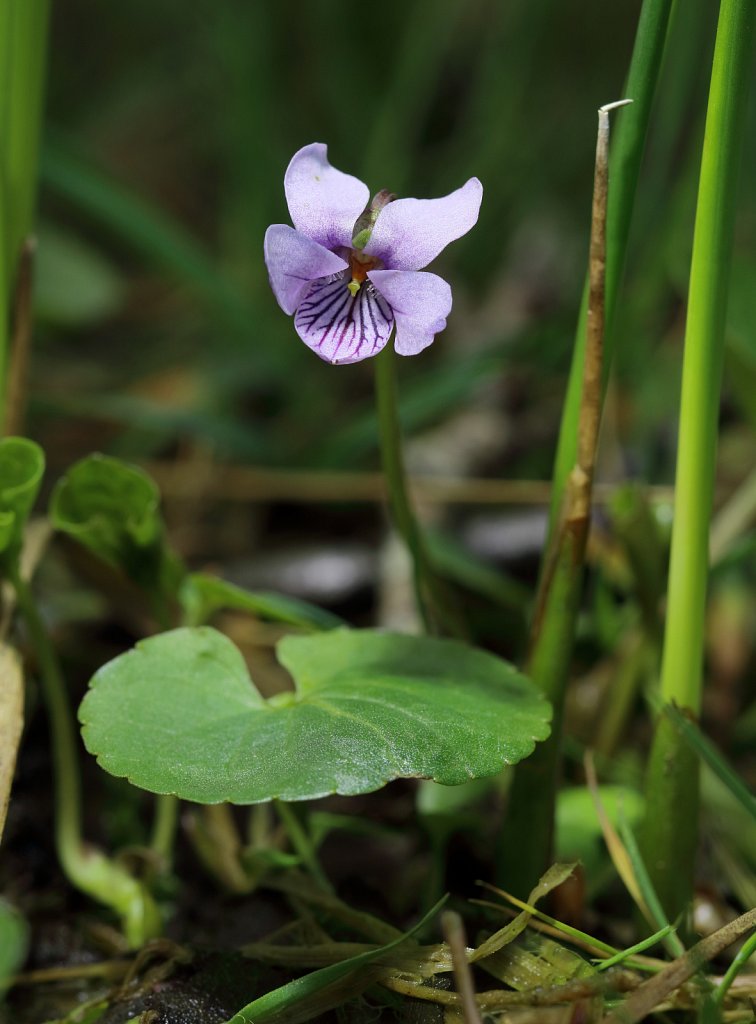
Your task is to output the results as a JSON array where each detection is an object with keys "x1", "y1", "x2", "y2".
[
  {"x1": 601, "y1": 907, "x2": 756, "y2": 1024},
  {"x1": 442, "y1": 911, "x2": 481, "y2": 1024},
  {"x1": 500, "y1": 100, "x2": 632, "y2": 896}
]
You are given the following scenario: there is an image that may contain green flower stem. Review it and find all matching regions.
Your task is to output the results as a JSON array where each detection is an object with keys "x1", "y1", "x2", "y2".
[
  {"x1": 374, "y1": 343, "x2": 431, "y2": 630},
  {"x1": 548, "y1": 0, "x2": 673, "y2": 534},
  {"x1": 373, "y1": 344, "x2": 463, "y2": 636},
  {"x1": 11, "y1": 570, "x2": 161, "y2": 947},
  {"x1": 641, "y1": 0, "x2": 755, "y2": 922},
  {"x1": 0, "y1": 1, "x2": 50, "y2": 427}
]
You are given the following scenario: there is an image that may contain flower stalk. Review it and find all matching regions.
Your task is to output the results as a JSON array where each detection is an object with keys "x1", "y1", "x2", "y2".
[
  {"x1": 374, "y1": 344, "x2": 466, "y2": 636},
  {"x1": 374, "y1": 343, "x2": 435, "y2": 632},
  {"x1": 374, "y1": 346, "x2": 424, "y2": 563},
  {"x1": 641, "y1": 0, "x2": 755, "y2": 922}
]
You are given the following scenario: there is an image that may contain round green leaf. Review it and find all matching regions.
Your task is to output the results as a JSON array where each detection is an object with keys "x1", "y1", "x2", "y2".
[
  {"x1": 80, "y1": 627, "x2": 551, "y2": 804},
  {"x1": 0, "y1": 438, "x2": 45, "y2": 560}
]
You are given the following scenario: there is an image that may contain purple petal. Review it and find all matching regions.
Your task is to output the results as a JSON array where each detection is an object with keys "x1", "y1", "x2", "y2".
[
  {"x1": 363, "y1": 177, "x2": 483, "y2": 271},
  {"x1": 264, "y1": 225, "x2": 348, "y2": 315},
  {"x1": 285, "y1": 143, "x2": 370, "y2": 250},
  {"x1": 295, "y1": 274, "x2": 394, "y2": 364},
  {"x1": 368, "y1": 270, "x2": 452, "y2": 356}
]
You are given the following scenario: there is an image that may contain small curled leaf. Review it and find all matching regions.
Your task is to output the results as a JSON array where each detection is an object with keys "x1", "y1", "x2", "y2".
[
  {"x1": 0, "y1": 438, "x2": 45, "y2": 564},
  {"x1": 49, "y1": 454, "x2": 183, "y2": 598}
]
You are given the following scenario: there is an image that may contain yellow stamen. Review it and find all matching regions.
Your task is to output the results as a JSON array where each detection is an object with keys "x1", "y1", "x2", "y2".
[{"x1": 347, "y1": 279, "x2": 361, "y2": 297}]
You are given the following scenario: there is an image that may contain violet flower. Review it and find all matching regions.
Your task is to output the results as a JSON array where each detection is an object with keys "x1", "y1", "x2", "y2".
[{"x1": 264, "y1": 143, "x2": 482, "y2": 365}]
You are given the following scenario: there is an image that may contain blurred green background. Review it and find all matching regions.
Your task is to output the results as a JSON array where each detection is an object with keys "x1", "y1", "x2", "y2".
[{"x1": 30, "y1": 0, "x2": 756, "y2": 535}]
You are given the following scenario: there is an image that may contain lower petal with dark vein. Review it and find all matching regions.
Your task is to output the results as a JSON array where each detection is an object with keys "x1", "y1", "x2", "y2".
[{"x1": 294, "y1": 273, "x2": 394, "y2": 364}]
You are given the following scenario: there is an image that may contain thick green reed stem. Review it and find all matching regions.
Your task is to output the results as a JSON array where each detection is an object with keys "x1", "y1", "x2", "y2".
[
  {"x1": 0, "y1": 1, "x2": 50, "y2": 427},
  {"x1": 498, "y1": 0, "x2": 674, "y2": 896},
  {"x1": 12, "y1": 570, "x2": 161, "y2": 947},
  {"x1": 641, "y1": 0, "x2": 755, "y2": 923}
]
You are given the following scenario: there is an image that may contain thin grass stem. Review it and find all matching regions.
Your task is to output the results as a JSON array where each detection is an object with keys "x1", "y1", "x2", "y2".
[{"x1": 710, "y1": 928, "x2": 756, "y2": 1010}]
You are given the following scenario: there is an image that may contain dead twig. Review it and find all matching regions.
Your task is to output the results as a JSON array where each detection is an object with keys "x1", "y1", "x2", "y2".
[
  {"x1": 143, "y1": 460, "x2": 674, "y2": 508},
  {"x1": 443, "y1": 910, "x2": 482, "y2": 1024},
  {"x1": 601, "y1": 907, "x2": 756, "y2": 1023}
]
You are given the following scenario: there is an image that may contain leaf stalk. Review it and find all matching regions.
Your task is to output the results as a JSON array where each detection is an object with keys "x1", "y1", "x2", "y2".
[{"x1": 11, "y1": 569, "x2": 161, "y2": 946}]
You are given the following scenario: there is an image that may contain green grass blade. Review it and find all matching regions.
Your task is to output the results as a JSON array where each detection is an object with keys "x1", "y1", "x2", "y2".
[
  {"x1": 595, "y1": 922, "x2": 676, "y2": 971},
  {"x1": 475, "y1": 891, "x2": 618, "y2": 959},
  {"x1": 710, "y1": 928, "x2": 756, "y2": 1011},
  {"x1": 618, "y1": 817, "x2": 685, "y2": 958},
  {"x1": 224, "y1": 896, "x2": 448, "y2": 1024}
]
